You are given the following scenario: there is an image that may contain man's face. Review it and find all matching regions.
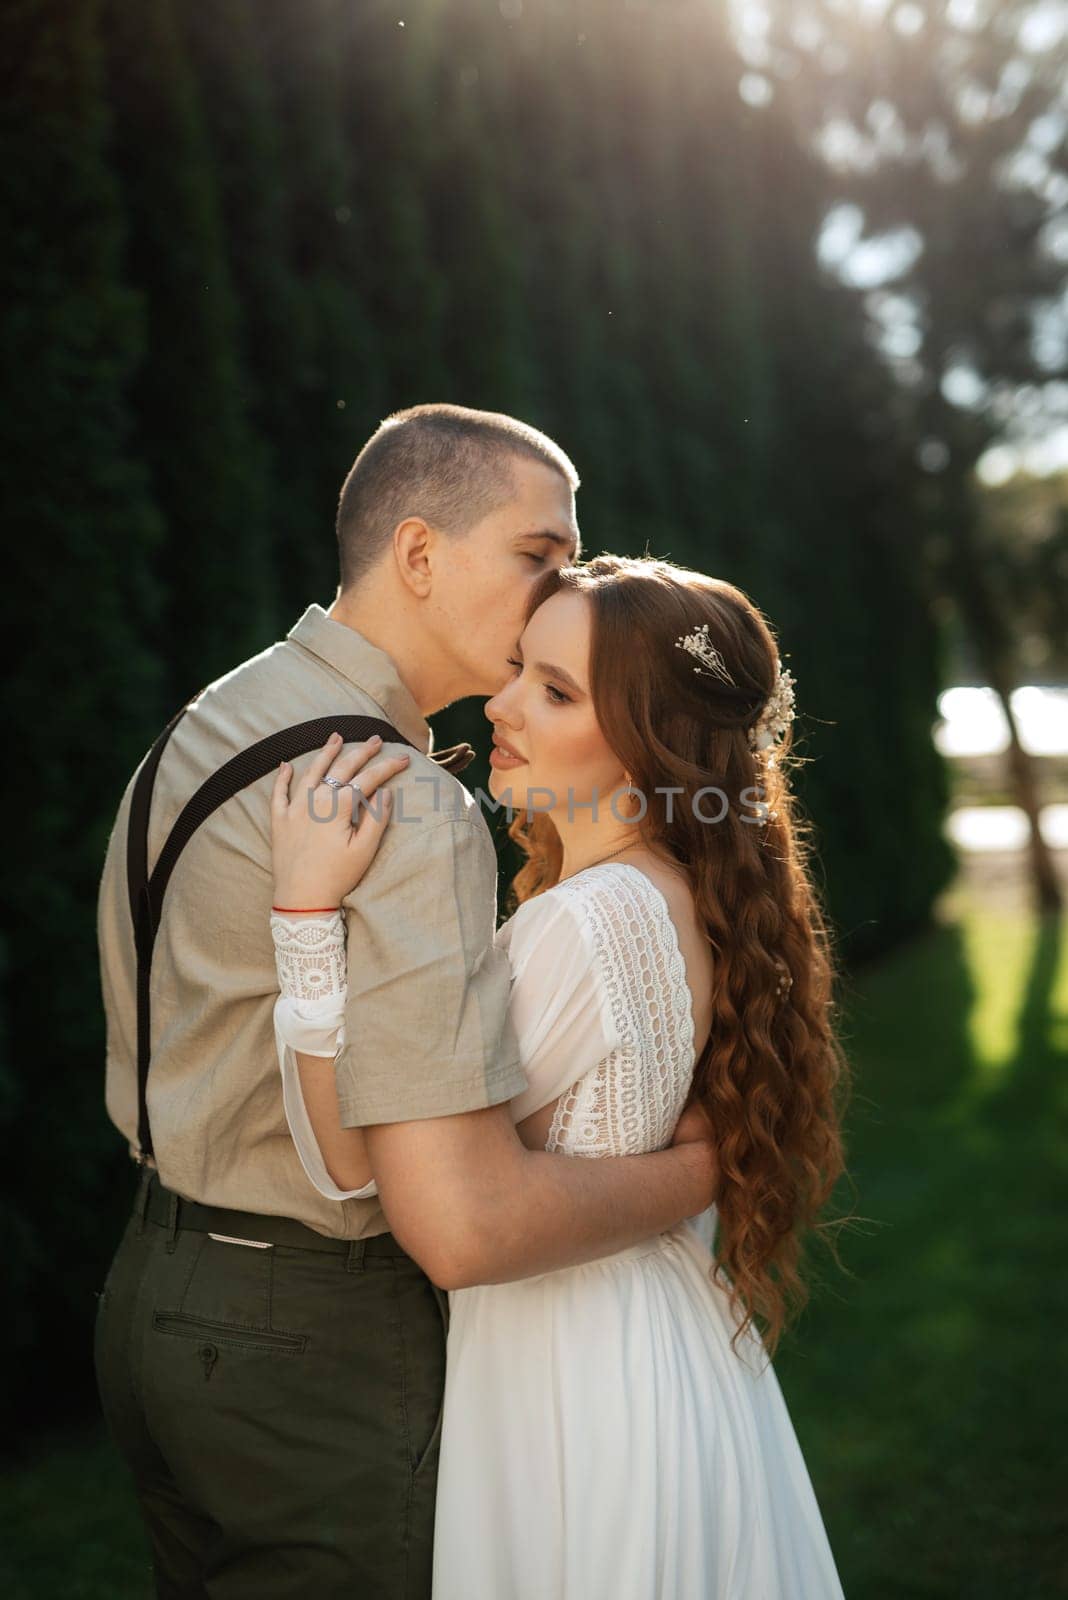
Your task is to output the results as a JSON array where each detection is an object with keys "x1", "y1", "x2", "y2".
[{"x1": 431, "y1": 456, "x2": 580, "y2": 698}]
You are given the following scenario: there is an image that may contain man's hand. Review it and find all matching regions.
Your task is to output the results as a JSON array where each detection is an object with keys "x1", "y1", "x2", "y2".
[
  {"x1": 670, "y1": 1096, "x2": 715, "y2": 1146},
  {"x1": 670, "y1": 1096, "x2": 719, "y2": 1208}
]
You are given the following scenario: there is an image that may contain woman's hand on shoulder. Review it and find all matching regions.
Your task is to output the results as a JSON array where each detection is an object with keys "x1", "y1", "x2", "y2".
[{"x1": 270, "y1": 731, "x2": 409, "y2": 910}]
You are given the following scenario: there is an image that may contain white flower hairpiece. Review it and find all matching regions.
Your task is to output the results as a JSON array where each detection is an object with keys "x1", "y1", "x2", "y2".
[
  {"x1": 751, "y1": 660, "x2": 796, "y2": 753},
  {"x1": 674, "y1": 622, "x2": 736, "y2": 687},
  {"x1": 675, "y1": 623, "x2": 797, "y2": 754}
]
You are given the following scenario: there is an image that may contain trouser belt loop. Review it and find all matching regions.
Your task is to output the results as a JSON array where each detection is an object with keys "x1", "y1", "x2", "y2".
[
  {"x1": 164, "y1": 1188, "x2": 180, "y2": 1253},
  {"x1": 345, "y1": 1238, "x2": 367, "y2": 1274}
]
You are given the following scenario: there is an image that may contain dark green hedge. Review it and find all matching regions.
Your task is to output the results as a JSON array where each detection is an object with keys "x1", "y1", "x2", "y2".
[{"x1": 0, "y1": 0, "x2": 953, "y2": 1430}]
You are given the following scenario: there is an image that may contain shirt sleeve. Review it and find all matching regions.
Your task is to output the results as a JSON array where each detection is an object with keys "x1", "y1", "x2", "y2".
[
  {"x1": 334, "y1": 806, "x2": 527, "y2": 1127},
  {"x1": 500, "y1": 890, "x2": 619, "y2": 1125}
]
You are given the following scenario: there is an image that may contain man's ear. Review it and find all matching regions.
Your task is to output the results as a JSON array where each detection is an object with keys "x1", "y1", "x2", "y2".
[{"x1": 392, "y1": 516, "x2": 433, "y2": 598}]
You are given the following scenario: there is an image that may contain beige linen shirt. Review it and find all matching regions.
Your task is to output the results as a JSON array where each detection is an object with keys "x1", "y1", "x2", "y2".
[{"x1": 98, "y1": 603, "x2": 526, "y2": 1239}]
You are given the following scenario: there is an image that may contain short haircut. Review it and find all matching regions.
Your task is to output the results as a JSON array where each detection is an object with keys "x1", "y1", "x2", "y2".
[{"x1": 335, "y1": 403, "x2": 581, "y2": 589}]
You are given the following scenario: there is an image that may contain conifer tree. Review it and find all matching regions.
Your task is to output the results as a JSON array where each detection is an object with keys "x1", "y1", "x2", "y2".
[
  {"x1": 0, "y1": 0, "x2": 165, "y2": 1419},
  {"x1": 98, "y1": 0, "x2": 274, "y2": 696}
]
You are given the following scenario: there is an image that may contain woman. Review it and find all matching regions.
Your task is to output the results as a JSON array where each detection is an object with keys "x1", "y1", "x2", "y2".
[{"x1": 268, "y1": 554, "x2": 849, "y2": 1597}]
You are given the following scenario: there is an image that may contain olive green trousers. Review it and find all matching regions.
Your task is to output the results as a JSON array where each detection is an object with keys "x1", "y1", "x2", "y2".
[{"x1": 94, "y1": 1168, "x2": 448, "y2": 1599}]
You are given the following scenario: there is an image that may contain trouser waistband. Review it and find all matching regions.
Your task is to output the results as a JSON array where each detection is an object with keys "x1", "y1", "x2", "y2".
[{"x1": 137, "y1": 1167, "x2": 410, "y2": 1258}]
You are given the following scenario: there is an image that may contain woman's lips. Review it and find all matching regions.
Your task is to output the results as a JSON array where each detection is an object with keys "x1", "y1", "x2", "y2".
[{"x1": 489, "y1": 743, "x2": 527, "y2": 769}]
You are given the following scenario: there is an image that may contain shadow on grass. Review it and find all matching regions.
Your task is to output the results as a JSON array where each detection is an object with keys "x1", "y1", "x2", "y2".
[{"x1": 776, "y1": 908, "x2": 1068, "y2": 1600}]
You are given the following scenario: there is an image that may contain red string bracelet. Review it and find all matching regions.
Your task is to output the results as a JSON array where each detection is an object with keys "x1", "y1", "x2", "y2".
[{"x1": 271, "y1": 904, "x2": 341, "y2": 914}]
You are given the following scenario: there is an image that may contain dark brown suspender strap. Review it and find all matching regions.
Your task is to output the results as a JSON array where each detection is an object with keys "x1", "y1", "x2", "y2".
[{"x1": 126, "y1": 700, "x2": 475, "y2": 1162}]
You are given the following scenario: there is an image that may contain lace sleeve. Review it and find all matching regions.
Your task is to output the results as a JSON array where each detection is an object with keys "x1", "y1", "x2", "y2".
[
  {"x1": 269, "y1": 912, "x2": 377, "y2": 1202},
  {"x1": 543, "y1": 865, "x2": 697, "y2": 1159},
  {"x1": 501, "y1": 892, "x2": 617, "y2": 1127}
]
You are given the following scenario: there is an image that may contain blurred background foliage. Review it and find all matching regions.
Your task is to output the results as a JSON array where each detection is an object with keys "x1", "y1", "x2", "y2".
[{"x1": 1, "y1": 1, "x2": 1066, "y2": 1594}]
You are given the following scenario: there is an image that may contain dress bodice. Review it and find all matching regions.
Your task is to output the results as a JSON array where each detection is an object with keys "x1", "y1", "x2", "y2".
[{"x1": 497, "y1": 863, "x2": 698, "y2": 1157}]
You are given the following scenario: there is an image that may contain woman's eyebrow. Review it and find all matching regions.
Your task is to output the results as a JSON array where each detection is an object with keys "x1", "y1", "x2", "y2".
[
  {"x1": 511, "y1": 642, "x2": 584, "y2": 696},
  {"x1": 534, "y1": 660, "x2": 584, "y2": 696}
]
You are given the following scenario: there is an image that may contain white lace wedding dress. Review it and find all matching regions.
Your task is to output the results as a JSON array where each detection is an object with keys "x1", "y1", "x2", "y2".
[{"x1": 271, "y1": 862, "x2": 846, "y2": 1599}]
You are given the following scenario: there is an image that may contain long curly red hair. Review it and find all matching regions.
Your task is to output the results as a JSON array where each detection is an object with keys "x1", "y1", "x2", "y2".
[{"x1": 504, "y1": 555, "x2": 851, "y2": 1358}]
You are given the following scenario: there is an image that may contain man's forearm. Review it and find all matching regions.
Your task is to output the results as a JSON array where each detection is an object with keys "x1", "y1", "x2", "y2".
[{"x1": 454, "y1": 1141, "x2": 717, "y2": 1288}]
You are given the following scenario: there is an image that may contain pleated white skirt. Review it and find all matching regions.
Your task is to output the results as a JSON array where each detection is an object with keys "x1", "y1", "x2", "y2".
[{"x1": 431, "y1": 1218, "x2": 846, "y2": 1599}]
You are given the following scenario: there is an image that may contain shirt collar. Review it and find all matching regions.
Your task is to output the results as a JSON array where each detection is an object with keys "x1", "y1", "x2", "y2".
[{"x1": 286, "y1": 603, "x2": 432, "y2": 755}]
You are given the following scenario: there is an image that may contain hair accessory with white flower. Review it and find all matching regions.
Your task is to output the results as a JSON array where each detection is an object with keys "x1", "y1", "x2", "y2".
[
  {"x1": 750, "y1": 660, "x2": 796, "y2": 753},
  {"x1": 675, "y1": 623, "x2": 796, "y2": 754},
  {"x1": 674, "y1": 622, "x2": 736, "y2": 688}
]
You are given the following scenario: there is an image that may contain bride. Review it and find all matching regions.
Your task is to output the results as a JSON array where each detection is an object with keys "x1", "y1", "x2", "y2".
[{"x1": 268, "y1": 553, "x2": 849, "y2": 1598}]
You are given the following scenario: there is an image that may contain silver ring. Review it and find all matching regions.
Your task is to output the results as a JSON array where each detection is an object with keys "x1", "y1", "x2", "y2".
[{"x1": 322, "y1": 775, "x2": 365, "y2": 798}]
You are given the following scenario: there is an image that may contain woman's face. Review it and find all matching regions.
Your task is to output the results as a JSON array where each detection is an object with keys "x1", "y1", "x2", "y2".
[{"x1": 484, "y1": 589, "x2": 628, "y2": 816}]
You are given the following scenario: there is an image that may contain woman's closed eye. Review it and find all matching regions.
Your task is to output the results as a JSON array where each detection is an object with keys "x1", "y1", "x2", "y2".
[{"x1": 505, "y1": 657, "x2": 570, "y2": 705}]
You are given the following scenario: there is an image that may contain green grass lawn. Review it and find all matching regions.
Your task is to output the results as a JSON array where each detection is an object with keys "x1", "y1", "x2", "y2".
[
  {"x1": 775, "y1": 894, "x2": 1068, "y2": 1599},
  {"x1": 0, "y1": 1429, "x2": 152, "y2": 1600},
  {"x1": 2, "y1": 895, "x2": 1066, "y2": 1598}
]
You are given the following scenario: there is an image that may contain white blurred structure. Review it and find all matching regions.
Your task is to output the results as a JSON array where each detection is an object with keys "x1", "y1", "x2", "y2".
[
  {"x1": 934, "y1": 686, "x2": 1068, "y2": 759},
  {"x1": 937, "y1": 686, "x2": 1067, "y2": 854},
  {"x1": 946, "y1": 804, "x2": 1068, "y2": 853}
]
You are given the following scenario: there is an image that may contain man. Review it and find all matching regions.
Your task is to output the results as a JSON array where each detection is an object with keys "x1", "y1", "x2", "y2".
[{"x1": 95, "y1": 403, "x2": 717, "y2": 1598}]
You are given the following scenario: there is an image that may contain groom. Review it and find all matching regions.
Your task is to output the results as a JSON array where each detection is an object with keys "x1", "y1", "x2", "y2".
[{"x1": 95, "y1": 403, "x2": 718, "y2": 1599}]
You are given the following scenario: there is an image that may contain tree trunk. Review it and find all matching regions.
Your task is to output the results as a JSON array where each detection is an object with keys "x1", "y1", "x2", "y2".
[
  {"x1": 986, "y1": 657, "x2": 1063, "y2": 915},
  {"x1": 946, "y1": 479, "x2": 1063, "y2": 916}
]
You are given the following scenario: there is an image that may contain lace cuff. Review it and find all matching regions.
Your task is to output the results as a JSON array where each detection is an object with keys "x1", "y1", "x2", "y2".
[{"x1": 270, "y1": 911, "x2": 347, "y2": 1001}]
